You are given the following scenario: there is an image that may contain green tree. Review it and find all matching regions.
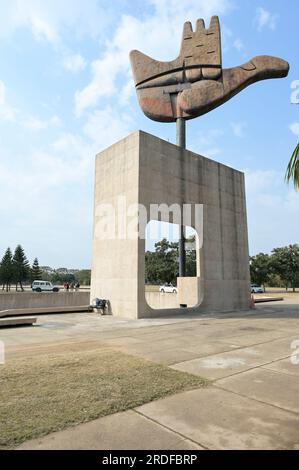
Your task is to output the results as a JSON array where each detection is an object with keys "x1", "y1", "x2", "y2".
[
  {"x1": 0, "y1": 248, "x2": 14, "y2": 292},
  {"x1": 13, "y1": 245, "x2": 30, "y2": 291},
  {"x1": 145, "y1": 239, "x2": 179, "y2": 285},
  {"x1": 31, "y1": 258, "x2": 43, "y2": 282},
  {"x1": 76, "y1": 269, "x2": 91, "y2": 286},
  {"x1": 185, "y1": 235, "x2": 197, "y2": 277},
  {"x1": 250, "y1": 253, "x2": 272, "y2": 292},
  {"x1": 44, "y1": 272, "x2": 75, "y2": 285},
  {"x1": 271, "y1": 245, "x2": 299, "y2": 292},
  {"x1": 286, "y1": 143, "x2": 299, "y2": 190}
]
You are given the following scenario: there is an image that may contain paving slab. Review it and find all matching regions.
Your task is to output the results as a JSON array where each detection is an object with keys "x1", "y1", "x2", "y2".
[
  {"x1": 17, "y1": 410, "x2": 203, "y2": 450},
  {"x1": 136, "y1": 388, "x2": 299, "y2": 450},
  {"x1": 217, "y1": 367, "x2": 299, "y2": 414},
  {"x1": 263, "y1": 358, "x2": 299, "y2": 377},
  {"x1": 113, "y1": 338, "x2": 240, "y2": 362},
  {"x1": 125, "y1": 348, "x2": 202, "y2": 366},
  {"x1": 217, "y1": 330, "x2": 288, "y2": 347},
  {"x1": 170, "y1": 337, "x2": 294, "y2": 380}
]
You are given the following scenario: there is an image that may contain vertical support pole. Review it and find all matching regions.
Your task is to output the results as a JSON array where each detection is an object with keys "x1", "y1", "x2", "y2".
[
  {"x1": 176, "y1": 118, "x2": 186, "y2": 279},
  {"x1": 176, "y1": 117, "x2": 186, "y2": 149}
]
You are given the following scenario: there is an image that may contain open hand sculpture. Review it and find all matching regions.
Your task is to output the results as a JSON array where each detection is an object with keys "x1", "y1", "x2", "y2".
[{"x1": 130, "y1": 16, "x2": 289, "y2": 122}]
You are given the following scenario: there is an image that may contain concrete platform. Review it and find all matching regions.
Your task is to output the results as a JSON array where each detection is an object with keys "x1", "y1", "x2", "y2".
[
  {"x1": 0, "y1": 306, "x2": 91, "y2": 318},
  {"x1": 0, "y1": 316, "x2": 37, "y2": 328}
]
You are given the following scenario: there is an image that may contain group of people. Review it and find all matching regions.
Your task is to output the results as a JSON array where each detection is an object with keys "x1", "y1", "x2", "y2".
[{"x1": 64, "y1": 281, "x2": 80, "y2": 291}]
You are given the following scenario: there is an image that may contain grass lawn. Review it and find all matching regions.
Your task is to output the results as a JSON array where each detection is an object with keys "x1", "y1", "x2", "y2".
[{"x1": 0, "y1": 348, "x2": 207, "y2": 449}]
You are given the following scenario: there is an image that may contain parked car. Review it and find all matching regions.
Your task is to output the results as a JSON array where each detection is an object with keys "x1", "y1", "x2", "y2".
[
  {"x1": 251, "y1": 284, "x2": 264, "y2": 294},
  {"x1": 32, "y1": 280, "x2": 60, "y2": 293},
  {"x1": 159, "y1": 283, "x2": 178, "y2": 294}
]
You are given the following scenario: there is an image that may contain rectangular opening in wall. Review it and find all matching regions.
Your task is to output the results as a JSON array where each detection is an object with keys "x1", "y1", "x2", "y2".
[{"x1": 145, "y1": 221, "x2": 200, "y2": 309}]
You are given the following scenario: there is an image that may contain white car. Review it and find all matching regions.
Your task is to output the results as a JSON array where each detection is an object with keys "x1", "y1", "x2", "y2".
[
  {"x1": 32, "y1": 280, "x2": 60, "y2": 293},
  {"x1": 251, "y1": 284, "x2": 264, "y2": 294},
  {"x1": 159, "y1": 283, "x2": 178, "y2": 294}
]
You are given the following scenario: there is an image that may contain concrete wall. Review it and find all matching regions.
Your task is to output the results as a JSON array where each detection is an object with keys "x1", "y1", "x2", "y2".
[
  {"x1": 91, "y1": 130, "x2": 251, "y2": 319},
  {"x1": 145, "y1": 292, "x2": 180, "y2": 310},
  {"x1": 0, "y1": 292, "x2": 90, "y2": 312},
  {"x1": 178, "y1": 277, "x2": 199, "y2": 307}
]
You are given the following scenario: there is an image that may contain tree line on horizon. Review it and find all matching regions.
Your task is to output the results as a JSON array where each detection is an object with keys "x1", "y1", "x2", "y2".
[
  {"x1": 1, "y1": 242, "x2": 298, "y2": 293},
  {"x1": 0, "y1": 245, "x2": 91, "y2": 292},
  {"x1": 145, "y1": 239, "x2": 299, "y2": 291},
  {"x1": 250, "y1": 244, "x2": 299, "y2": 292}
]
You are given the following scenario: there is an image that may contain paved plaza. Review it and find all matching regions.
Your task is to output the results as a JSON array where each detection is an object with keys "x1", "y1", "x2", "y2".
[{"x1": 1, "y1": 295, "x2": 298, "y2": 450}]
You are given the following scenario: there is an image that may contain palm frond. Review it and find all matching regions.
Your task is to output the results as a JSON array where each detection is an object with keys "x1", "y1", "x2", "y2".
[{"x1": 285, "y1": 143, "x2": 299, "y2": 190}]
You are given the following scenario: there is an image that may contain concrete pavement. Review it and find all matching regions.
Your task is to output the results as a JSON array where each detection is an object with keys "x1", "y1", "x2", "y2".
[{"x1": 1, "y1": 296, "x2": 298, "y2": 450}]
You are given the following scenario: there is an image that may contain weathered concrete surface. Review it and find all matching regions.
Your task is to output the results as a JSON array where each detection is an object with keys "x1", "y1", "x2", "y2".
[
  {"x1": 178, "y1": 277, "x2": 198, "y2": 307},
  {"x1": 145, "y1": 291, "x2": 180, "y2": 310},
  {"x1": 0, "y1": 316, "x2": 37, "y2": 328},
  {"x1": 217, "y1": 368, "x2": 299, "y2": 414},
  {"x1": 91, "y1": 131, "x2": 251, "y2": 319},
  {"x1": 2, "y1": 298, "x2": 298, "y2": 450},
  {"x1": 136, "y1": 387, "x2": 299, "y2": 450},
  {"x1": 17, "y1": 410, "x2": 203, "y2": 450},
  {"x1": 0, "y1": 292, "x2": 90, "y2": 315},
  {"x1": 170, "y1": 336, "x2": 297, "y2": 380},
  {"x1": 0, "y1": 306, "x2": 90, "y2": 318}
]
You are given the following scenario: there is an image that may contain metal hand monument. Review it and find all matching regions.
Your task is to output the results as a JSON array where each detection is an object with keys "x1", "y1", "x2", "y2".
[{"x1": 130, "y1": 16, "x2": 289, "y2": 122}]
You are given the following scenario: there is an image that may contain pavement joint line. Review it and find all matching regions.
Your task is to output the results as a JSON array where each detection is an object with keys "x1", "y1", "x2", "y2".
[
  {"x1": 170, "y1": 335, "x2": 294, "y2": 368},
  {"x1": 212, "y1": 383, "x2": 299, "y2": 417},
  {"x1": 260, "y1": 364, "x2": 299, "y2": 378},
  {"x1": 207, "y1": 353, "x2": 293, "y2": 382},
  {"x1": 132, "y1": 408, "x2": 210, "y2": 450}
]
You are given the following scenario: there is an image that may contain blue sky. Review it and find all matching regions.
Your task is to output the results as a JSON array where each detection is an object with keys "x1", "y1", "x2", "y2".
[{"x1": 0, "y1": 0, "x2": 298, "y2": 268}]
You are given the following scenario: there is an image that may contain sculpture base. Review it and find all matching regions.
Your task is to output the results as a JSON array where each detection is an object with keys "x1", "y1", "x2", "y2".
[{"x1": 90, "y1": 130, "x2": 251, "y2": 319}]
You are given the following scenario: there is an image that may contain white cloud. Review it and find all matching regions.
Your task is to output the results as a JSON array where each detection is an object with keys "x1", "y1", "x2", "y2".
[
  {"x1": 0, "y1": 133, "x2": 94, "y2": 267},
  {"x1": 0, "y1": 80, "x2": 17, "y2": 122},
  {"x1": 23, "y1": 115, "x2": 62, "y2": 131},
  {"x1": 255, "y1": 7, "x2": 278, "y2": 31},
  {"x1": 63, "y1": 54, "x2": 87, "y2": 73},
  {"x1": 233, "y1": 38, "x2": 244, "y2": 51},
  {"x1": 245, "y1": 169, "x2": 299, "y2": 254},
  {"x1": 149, "y1": 0, "x2": 232, "y2": 20},
  {"x1": 83, "y1": 106, "x2": 135, "y2": 151},
  {"x1": 289, "y1": 122, "x2": 299, "y2": 136},
  {"x1": 75, "y1": 0, "x2": 233, "y2": 116},
  {"x1": 30, "y1": 16, "x2": 59, "y2": 44},
  {"x1": 245, "y1": 169, "x2": 282, "y2": 194},
  {"x1": 23, "y1": 117, "x2": 47, "y2": 131},
  {"x1": 190, "y1": 128, "x2": 224, "y2": 157},
  {"x1": 0, "y1": 0, "x2": 111, "y2": 44},
  {"x1": 231, "y1": 121, "x2": 247, "y2": 138},
  {"x1": 119, "y1": 79, "x2": 135, "y2": 106}
]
